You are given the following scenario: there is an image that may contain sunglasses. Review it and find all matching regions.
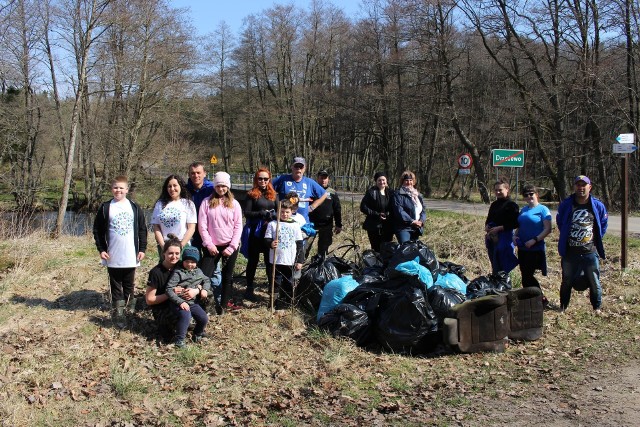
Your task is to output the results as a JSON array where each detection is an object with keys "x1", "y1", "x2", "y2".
[
  {"x1": 256, "y1": 177, "x2": 269, "y2": 181},
  {"x1": 523, "y1": 192, "x2": 536, "y2": 197},
  {"x1": 293, "y1": 164, "x2": 305, "y2": 169}
]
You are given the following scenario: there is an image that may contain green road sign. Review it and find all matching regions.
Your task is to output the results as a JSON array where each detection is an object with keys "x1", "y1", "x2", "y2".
[{"x1": 492, "y1": 149, "x2": 525, "y2": 168}]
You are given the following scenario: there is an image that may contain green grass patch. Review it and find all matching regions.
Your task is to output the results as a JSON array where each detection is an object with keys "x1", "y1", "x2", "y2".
[{"x1": 111, "y1": 366, "x2": 146, "y2": 399}]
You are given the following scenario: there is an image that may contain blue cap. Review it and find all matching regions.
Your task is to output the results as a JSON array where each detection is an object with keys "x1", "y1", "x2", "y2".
[{"x1": 182, "y1": 246, "x2": 200, "y2": 263}]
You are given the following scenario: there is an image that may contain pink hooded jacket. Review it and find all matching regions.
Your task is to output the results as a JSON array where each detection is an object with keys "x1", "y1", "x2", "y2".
[{"x1": 198, "y1": 197, "x2": 242, "y2": 251}]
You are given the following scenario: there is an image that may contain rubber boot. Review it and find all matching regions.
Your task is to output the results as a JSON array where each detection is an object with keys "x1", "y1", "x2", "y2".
[
  {"x1": 112, "y1": 300, "x2": 126, "y2": 329},
  {"x1": 125, "y1": 296, "x2": 137, "y2": 314}
]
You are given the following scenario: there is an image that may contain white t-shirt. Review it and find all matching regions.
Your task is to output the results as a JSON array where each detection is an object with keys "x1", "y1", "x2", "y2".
[
  {"x1": 105, "y1": 199, "x2": 139, "y2": 268},
  {"x1": 150, "y1": 199, "x2": 197, "y2": 241},
  {"x1": 265, "y1": 220, "x2": 303, "y2": 266}
]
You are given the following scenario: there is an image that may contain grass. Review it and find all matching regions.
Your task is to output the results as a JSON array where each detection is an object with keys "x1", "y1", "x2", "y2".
[{"x1": 0, "y1": 206, "x2": 639, "y2": 426}]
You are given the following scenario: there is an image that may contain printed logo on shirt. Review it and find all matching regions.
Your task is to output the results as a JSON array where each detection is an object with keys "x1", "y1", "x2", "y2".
[
  {"x1": 568, "y1": 208, "x2": 594, "y2": 247},
  {"x1": 112, "y1": 211, "x2": 134, "y2": 236},
  {"x1": 277, "y1": 224, "x2": 297, "y2": 251},
  {"x1": 159, "y1": 206, "x2": 182, "y2": 228}
]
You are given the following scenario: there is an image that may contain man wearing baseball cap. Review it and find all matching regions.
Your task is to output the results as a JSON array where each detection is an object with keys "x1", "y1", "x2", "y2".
[
  {"x1": 556, "y1": 175, "x2": 608, "y2": 315},
  {"x1": 309, "y1": 170, "x2": 343, "y2": 256},
  {"x1": 272, "y1": 156, "x2": 327, "y2": 221}
]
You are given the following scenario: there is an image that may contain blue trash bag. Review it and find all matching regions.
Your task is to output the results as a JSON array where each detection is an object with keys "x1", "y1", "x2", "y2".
[
  {"x1": 389, "y1": 258, "x2": 434, "y2": 289},
  {"x1": 434, "y1": 272, "x2": 467, "y2": 294},
  {"x1": 317, "y1": 275, "x2": 360, "y2": 321}
]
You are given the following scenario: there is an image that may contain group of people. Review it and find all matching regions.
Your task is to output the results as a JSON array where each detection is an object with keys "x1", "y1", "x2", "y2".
[
  {"x1": 93, "y1": 157, "x2": 608, "y2": 347},
  {"x1": 484, "y1": 176, "x2": 608, "y2": 314}
]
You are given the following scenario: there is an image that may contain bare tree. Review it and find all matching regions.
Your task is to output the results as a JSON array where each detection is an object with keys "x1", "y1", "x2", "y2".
[
  {"x1": 0, "y1": 0, "x2": 46, "y2": 212},
  {"x1": 53, "y1": 0, "x2": 110, "y2": 237}
]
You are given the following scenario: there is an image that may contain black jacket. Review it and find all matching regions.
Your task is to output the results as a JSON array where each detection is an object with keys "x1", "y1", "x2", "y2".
[
  {"x1": 93, "y1": 199, "x2": 148, "y2": 255},
  {"x1": 360, "y1": 186, "x2": 394, "y2": 231},
  {"x1": 485, "y1": 197, "x2": 519, "y2": 231},
  {"x1": 309, "y1": 187, "x2": 342, "y2": 228}
]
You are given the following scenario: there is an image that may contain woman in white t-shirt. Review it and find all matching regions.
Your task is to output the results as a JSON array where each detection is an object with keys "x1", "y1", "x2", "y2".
[{"x1": 151, "y1": 175, "x2": 197, "y2": 254}]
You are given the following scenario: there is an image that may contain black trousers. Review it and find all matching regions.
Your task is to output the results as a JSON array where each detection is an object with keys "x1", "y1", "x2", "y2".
[
  {"x1": 315, "y1": 225, "x2": 334, "y2": 257},
  {"x1": 107, "y1": 267, "x2": 136, "y2": 302},
  {"x1": 200, "y1": 245, "x2": 238, "y2": 307},
  {"x1": 245, "y1": 233, "x2": 271, "y2": 288},
  {"x1": 366, "y1": 227, "x2": 394, "y2": 253}
]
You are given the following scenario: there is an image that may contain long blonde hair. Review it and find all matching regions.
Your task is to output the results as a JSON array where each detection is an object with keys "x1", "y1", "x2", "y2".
[{"x1": 209, "y1": 189, "x2": 235, "y2": 209}]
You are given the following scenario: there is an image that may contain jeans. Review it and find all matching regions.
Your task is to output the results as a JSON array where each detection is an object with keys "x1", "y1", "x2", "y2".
[
  {"x1": 560, "y1": 252, "x2": 602, "y2": 310},
  {"x1": 396, "y1": 229, "x2": 420, "y2": 244},
  {"x1": 172, "y1": 303, "x2": 208, "y2": 341}
]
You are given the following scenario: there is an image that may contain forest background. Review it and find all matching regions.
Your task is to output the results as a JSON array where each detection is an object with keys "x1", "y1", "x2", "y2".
[{"x1": 1, "y1": 0, "x2": 639, "y2": 235}]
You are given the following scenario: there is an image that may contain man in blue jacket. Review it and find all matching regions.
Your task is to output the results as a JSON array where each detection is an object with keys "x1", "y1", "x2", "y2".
[
  {"x1": 186, "y1": 162, "x2": 214, "y2": 253},
  {"x1": 556, "y1": 175, "x2": 608, "y2": 314}
]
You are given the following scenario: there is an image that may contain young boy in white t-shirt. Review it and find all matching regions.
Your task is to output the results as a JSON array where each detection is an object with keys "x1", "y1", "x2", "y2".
[
  {"x1": 93, "y1": 176, "x2": 148, "y2": 327},
  {"x1": 264, "y1": 199, "x2": 304, "y2": 309}
]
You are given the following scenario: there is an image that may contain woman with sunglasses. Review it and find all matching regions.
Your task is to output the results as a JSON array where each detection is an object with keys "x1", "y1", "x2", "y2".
[
  {"x1": 241, "y1": 168, "x2": 278, "y2": 301},
  {"x1": 485, "y1": 178, "x2": 520, "y2": 274},
  {"x1": 513, "y1": 184, "x2": 552, "y2": 305},
  {"x1": 391, "y1": 170, "x2": 426, "y2": 243}
]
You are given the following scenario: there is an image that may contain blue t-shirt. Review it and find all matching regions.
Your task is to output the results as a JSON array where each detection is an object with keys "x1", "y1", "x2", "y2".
[
  {"x1": 517, "y1": 204, "x2": 551, "y2": 251},
  {"x1": 272, "y1": 175, "x2": 326, "y2": 221}
]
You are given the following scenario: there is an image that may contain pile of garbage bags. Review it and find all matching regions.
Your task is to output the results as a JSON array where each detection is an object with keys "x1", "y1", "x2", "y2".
[{"x1": 301, "y1": 240, "x2": 529, "y2": 354}]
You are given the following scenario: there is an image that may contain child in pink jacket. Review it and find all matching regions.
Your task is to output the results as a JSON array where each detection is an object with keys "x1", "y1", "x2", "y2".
[{"x1": 198, "y1": 171, "x2": 243, "y2": 313}]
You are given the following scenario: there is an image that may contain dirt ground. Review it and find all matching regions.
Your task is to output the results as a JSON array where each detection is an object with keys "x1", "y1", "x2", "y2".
[{"x1": 476, "y1": 360, "x2": 640, "y2": 426}]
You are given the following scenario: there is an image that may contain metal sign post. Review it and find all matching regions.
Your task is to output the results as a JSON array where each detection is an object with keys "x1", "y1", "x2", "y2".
[
  {"x1": 615, "y1": 133, "x2": 634, "y2": 270},
  {"x1": 492, "y1": 149, "x2": 525, "y2": 200}
]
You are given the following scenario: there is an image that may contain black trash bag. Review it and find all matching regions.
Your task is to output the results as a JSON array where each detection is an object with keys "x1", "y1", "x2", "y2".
[
  {"x1": 379, "y1": 241, "x2": 399, "y2": 265},
  {"x1": 466, "y1": 271, "x2": 512, "y2": 299},
  {"x1": 342, "y1": 283, "x2": 388, "y2": 317},
  {"x1": 375, "y1": 276, "x2": 439, "y2": 353},
  {"x1": 361, "y1": 249, "x2": 384, "y2": 269},
  {"x1": 386, "y1": 240, "x2": 439, "y2": 281},
  {"x1": 325, "y1": 255, "x2": 360, "y2": 276},
  {"x1": 427, "y1": 285, "x2": 466, "y2": 319},
  {"x1": 438, "y1": 261, "x2": 470, "y2": 284},
  {"x1": 317, "y1": 303, "x2": 371, "y2": 346},
  {"x1": 297, "y1": 255, "x2": 341, "y2": 311},
  {"x1": 357, "y1": 266, "x2": 387, "y2": 286}
]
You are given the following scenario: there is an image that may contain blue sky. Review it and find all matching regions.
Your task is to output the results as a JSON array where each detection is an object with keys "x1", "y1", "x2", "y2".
[{"x1": 170, "y1": 0, "x2": 364, "y2": 36}]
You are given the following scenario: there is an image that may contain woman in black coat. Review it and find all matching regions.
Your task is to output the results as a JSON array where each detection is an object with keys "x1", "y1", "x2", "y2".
[
  {"x1": 242, "y1": 167, "x2": 278, "y2": 301},
  {"x1": 360, "y1": 172, "x2": 394, "y2": 252},
  {"x1": 485, "y1": 178, "x2": 520, "y2": 274}
]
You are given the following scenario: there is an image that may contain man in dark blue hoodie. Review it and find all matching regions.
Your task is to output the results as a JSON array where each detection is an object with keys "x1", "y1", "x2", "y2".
[
  {"x1": 186, "y1": 162, "x2": 214, "y2": 253},
  {"x1": 556, "y1": 175, "x2": 608, "y2": 314}
]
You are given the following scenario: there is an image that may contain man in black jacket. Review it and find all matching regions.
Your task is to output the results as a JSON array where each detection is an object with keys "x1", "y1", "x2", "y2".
[{"x1": 309, "y1": 170, "x2": 342, "y2": 256}]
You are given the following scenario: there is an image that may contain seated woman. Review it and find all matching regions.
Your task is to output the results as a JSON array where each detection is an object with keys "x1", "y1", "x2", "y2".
[
  {"x1": 150, "y1": 175, "x2": 197, "y2": 256},
  {"x1": 145, "y1": 237, "x2": 200, "y2": 341}
]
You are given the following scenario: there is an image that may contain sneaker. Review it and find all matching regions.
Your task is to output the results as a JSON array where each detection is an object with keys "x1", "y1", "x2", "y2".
[
  {"x1": 594, "y1": 308, "x2": 603, "y2": 316},
  {"x1": 192, "y1": 334, "x2": 206, "y2": 343},
  {"x1": 175, "y1": 340, "x2": 186, "y2": 348},
  {"x1": 226, "y1": 301, "x2": 243, "y2": 311}
]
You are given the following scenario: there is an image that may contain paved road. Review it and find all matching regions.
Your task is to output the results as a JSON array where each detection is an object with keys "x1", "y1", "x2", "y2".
[{"x1": 425, "y1": 199, "x2": 640, "y2": 237}]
